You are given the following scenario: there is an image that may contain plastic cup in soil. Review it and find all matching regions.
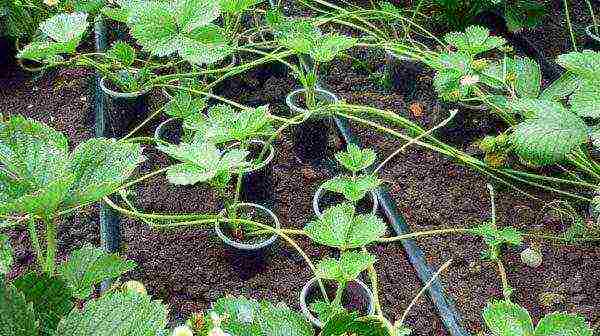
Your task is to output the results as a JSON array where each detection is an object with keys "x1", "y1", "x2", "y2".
[
  {"x1": 236, "y1": 140, "x2": 276, "y2": 206},
  {"x1": 300, "y1": 277, "x2": 375, "y2": 328},
  {"x1": 100, "y1": 76, "x2": 149, "y2": 139},
  {"x1": 585, "y1": 25, "x2": 600, "y2": 50},
  {"x1": 286, "y1": 88, "x2": 339, "y2": 164},
  {"x1": 312, "y1": 182, "x2": 379, "y2": 219},
  {"x1": 216, "y1": 202, "x2": 281, "y2": 280}
]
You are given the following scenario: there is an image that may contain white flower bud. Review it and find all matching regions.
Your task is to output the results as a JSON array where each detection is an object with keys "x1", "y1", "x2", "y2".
[{"x1": 520, "y1": 247, "x2": 542, "y2": 268}]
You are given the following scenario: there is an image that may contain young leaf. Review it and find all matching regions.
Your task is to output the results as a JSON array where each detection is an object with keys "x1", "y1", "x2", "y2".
[
  {"x1": 316, "y1": 251, "x2": 376, "y2": 283},
  {"x1": 165, "y1": 91, "x2": 207, "y2": 119},
  {"x1": 13, "y1": 272, "x2": 74, "y2": 334},
  {"x1": 159, "y1": 141, "x2": 249, "y2": 186},
  {"x1": 534, "y1": 312, "x2": 593, "y2": 336},
  {"x1": 65, "y1": 138, "x2": 145, "y2": 206},
  {"x1": 321, "y1": 311, "x2": 390, "y2": 336},
  {"x1": 335, "y1": 144, "x2": 377, "y2": 173},
  {"x1": 483, "y1": 300, "x2": 534, "y2": 336},
  {"x1": 58, "y1": 243, "x2": 137, "y2": 300},
  {"x1": 444, "y1": 26, "x2": 506, "y2": 56},
  {"x1": 56, "y1": 291, "x2": 169, "y2": 335},
  {"x1": 0, "y1": 234, "x2": 12, "y2": 275},
  {"x1": 207, "y1": 296, "x2": 314, "y2": 336},
  {"x1": 310, "y1": 300, "x2": 345, "y2": 326},
  {"x1": 106, "y1": 41, "x2": 136, "y2": 67},
  {"x1": 0, "y1": 281, "x2": 39, "y2": 336},
  {"x1": 510, "y1": 98, "x2": 587, "y2": 166},
  {"x1": 310, "y1": 34, "x2": 357, "y2": 63},
  {"x1": 322, "y1": 175, "x2": 380, "y2": 203},
  {"x1": 186, "y1": 104, "x2": 273, "y2": 144},
  {"x1": 304, "y1": 203, "x2": 386, "y2": 249}
]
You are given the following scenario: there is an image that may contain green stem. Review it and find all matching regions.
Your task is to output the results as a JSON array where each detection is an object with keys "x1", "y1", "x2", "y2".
[
  {"x1": 27, "y1": 217, "x2": 43, "y2": 272},
  {"x1": 332, "y1": 281, "x2": 347, "y2": 307},
  {"x1": 44, "y1": 217, "x2": 58, "y2": 275},
  {"x1": 563, "y1": 0, "x2": 578, "y2": 52}
]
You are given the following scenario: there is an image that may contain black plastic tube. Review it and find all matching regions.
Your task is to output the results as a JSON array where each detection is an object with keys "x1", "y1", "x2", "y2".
[{"x1": 94, "y1": 16, "x2": 122, "y2": 260}]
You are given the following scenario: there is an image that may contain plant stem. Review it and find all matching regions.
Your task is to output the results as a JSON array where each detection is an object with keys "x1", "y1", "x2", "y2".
[
  {"x1": 44, "y1": 217, "x2": 58, "y2": 275},
  {"x1": 496, "y1": 259, "x2": 511, "y2": 300},
  {"x1": 376, "y1": 228, "x2": 473, "y2": 242},
  {"x1": 27, "y1": 216, "x2": 43, "y2": 272},
  {"x1": 563, "y1": 0, "x2": 578, "y2": 52},
  {"x1": 332, "y1": 281, "x2": 347, "y2": 307}
]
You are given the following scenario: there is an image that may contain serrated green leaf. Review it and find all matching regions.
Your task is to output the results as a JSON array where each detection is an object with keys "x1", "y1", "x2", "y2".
[
  {"x1": 129, "y1": 1, "x2": 179, "y2": 57},
  {"x1": 0, "y1": 234, "x2": 12, "y2": 275},
  {"x1": 66, "y1": 138, "x2": 144, "y2": 206},
  {"x1": 41, "y1": 12, "x2": 89, "y2": 43},
  {"x1": 444, "y1": 26, "x2": 506, "y2": 56},
  {"x1": 0, "y1": 280, "x2": 39, "y2": 336},
  {"x1": 483, "y1": 300, "x2": 534, "y2": 336},
  {"x1": 569, "y1": 79, "x2": 600, "y2": 118},
  {"x1": 159, "y1": 142, "x2": 249, "y2": 186},
  {"x1": 310, "y1": 34, "x2": 357, "y2": 63},
  {"x1": 58, "y1": 244, "x2": 137, "y2": 300},
  {"x1": 187, "y1": 104, "x2": 273, "y2": 144},
  {"x1": 322, "y1": 175, "x2": 380, "y2": 203},
  {"x1": 166, "y1": 91, "x2": 207, "y2": 119},
  {"x1": 316, "y1": 251, "x2": 376, "y2": 283},
  {"x1": 335, "y1": 144, "x2": 376, "y2": 173},
  {"x1": 106, "y1": 41, "x2": 136, "y2": 67},
  {"x1": 13, "y1": 272, "x2": 74, "y2": 334},
  {"x1": 178, "y1": 25, "x2": 233, "y2": 65},
  {"x1": 68, "y1": 0, "x2": 106, "y2": 13},
  {"x1": 259, "y1": 301, "x2": 314, "y2": 336},
  {"x1": 56, "y1": 291, "x2": 169, "y2": 335},
  {"x1": 557, "y1": 50, "x2": 600, "y2": 81},
  {"x1": 534, "y1": 312, "x2": 593, "y2": 336},
  {"x1": 305, "y1": 203, "x2": 386, "y2": 249},
  {"x1": 510, "y1": 98, "x2": 587, "y2": 165},
  {"x1": 321, "y1": 311, "x2": 390, "y2": 336},
  {"x1": 177, "y1": 0, "x2": 220, "y2": 32},
  {"x1": 220, "y1": 0, "x2": 264, "y2": 14},
  {"x1": 311, "y1": 300, "x2": 345, "y2": 326}
]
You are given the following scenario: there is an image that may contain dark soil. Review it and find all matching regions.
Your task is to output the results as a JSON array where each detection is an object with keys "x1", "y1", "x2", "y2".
[{"x1": 2, "y1": 0, "x2": 600, "y2": 335}]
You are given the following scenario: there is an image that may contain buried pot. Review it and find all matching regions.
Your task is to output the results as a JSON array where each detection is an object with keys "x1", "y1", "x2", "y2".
[
  {"x1": 238, "y1": 140, "x2": 276, "y2": 206},
  {"x1": 385, "y1": 51, "x2": 422, "y2": 99},
  {"x1": 100, "y1": 76, "x2": 150, "y2": 138},
  {"x1": 215, "y1": 202, "x2": 280, "y2": 279},
  {"x1": 286, "y1": 88, "x2": 339, "y2": 164},
  {"x1": 434, "y1": 102, "x2": 498, "y2": 146},
  {"x1": 585, "y1": 25, "x2": 600, "y2": 50},
  {"x1": 300, "y1": 277, "x2": 375, "y2": 328},
  {"x1": 312, "y1": 182, "x2": 379, "y2": 219}
]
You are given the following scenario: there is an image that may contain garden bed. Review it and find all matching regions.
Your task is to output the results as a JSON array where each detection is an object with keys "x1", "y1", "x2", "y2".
[{"x1": 2, "y1": 0, "x2": 600, "y2": 335}]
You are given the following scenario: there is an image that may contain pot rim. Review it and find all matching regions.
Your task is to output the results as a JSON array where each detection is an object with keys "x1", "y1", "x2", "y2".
[
  {"x1": 215, "y1": 202, "x2": 280, "y2": 250},
  {"x1": 456, "y1": 101, "x2": 489, "y2": 111},
  {"x1": 586, "y1": 25, "x2": 600, "y2": 42},
  {"x1": 100, "y1": 76, "x2": 149, "y2": 98},
  {"x1": 299, "y1": 277, "x2": 375, "y2": 328},
  {"x1": 229, "y1": 139, "x2": 275, "y2": 174},
  {"x1": 312, "y1": 180, "x2": 379, "y2": 219},
  {"x1": 285, "y1": 87, "x2": 339, "y2": 117}
]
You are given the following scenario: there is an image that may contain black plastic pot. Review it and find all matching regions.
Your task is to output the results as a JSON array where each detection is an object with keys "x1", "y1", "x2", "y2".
[
  {"x1": 385, "y1": 51, "x2": 421, "y2": 99},
  {"x1": 434, "y1": 102, "x2": 497, "y2": 146},
  {"x1": 299, "y1": 277, "x2": 375, "y2": 328},
  {"x1": 240, "y1": 140, "x2": 276, "y2": 206},
  {"x1": 215, "y1": 202, "x2": 280, "y2": 280},
  {"x1": 313, "y1": 181, "x2": 379, "y2": 218},
  {"x1": 286, "y1": 88, "x2": 339, "y2": 164},
  {"x1": 99, "y1": 77, "x2": 149, "y2": 138},
  {"x1": 585, "y1": 25, "x2": 600, "y2": 51}
]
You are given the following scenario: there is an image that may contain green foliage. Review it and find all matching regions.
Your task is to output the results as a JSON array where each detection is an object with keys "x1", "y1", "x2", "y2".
[
  {"x1": 509, "y1": 99, "x2": 587, "y2": 166},
  {"x1": 0, "y1": 234, "x2": 12, "y2": 275},
  {"x1": 557, "y1": 50, "x2": 600, "y2": 81},
  {"x1": 268, "y1": 13, "x2": 356, "y2": 63},
  {"x1": 58, "y1": 244, "x2": 136, "y2": 300},
  {"x1": 316, "y1": 251, "x2": 376, "y2": 283},
  {"x1": 444, "y1": 26, "x2": 506, "y2": 57},
  {"x1": 554, "y1": 51, "x2": 600, "y2": 118},
  {"x1": 128, "y1": 0, "x2": 232, "y2": 65},
  {"x1": 321, "y1": 311, "x2": 390, "y2": 336},
  {"x1": 206, "y1": 296, "x2": 314, "y2": 336},
  {"x1": 484, "y1": 56, "x2": 541, "y2": 98},
  {"x1": 219, "y1": 0, "x2": 264, "y2": 14},
  {"x1": 322, "y1": 175, "x2": 381, "y2": 203},
  {"x1": 483, "y1": 299, "x2": 592, "y2": 336},
  {"x1": 0, "y1": 115, "x2": 144, "y2": 218},
  {"x1": 56, "y1": 291, "x2": 169, "y2": 335},
  {"x1": 335, "y1": 144, "x2": 377, "y2": 173},
  {"x1": 472, "y1": 223, "x2": 522, "y2": 260},
  {"x1": 158, "y1": 141, "x2": 249, "y2": 187},
  {"x1": 0, "y1": 0, "x2": 54, "y2": 39},
  {"x1": 13, "y1": 272, "x2": 74, "y2": 334},
  {"x1": 165, "y1": 92, "x2": 207, "y2": 120},
  {"x1": 305, "y1": 203, "x2": 386, "y2": 249},
  {"x1": 186, "y1": 104, "x2": 274, "y2": 144},
  {"x1": 106, "y1": 41, "x2": 136, "y2": 67},
  {"x1": 18, "y1": 12, "x2": 90, "y2": 62},
  {"x1": 0, "y1": 280, "x2": 39, "y2": 336}
]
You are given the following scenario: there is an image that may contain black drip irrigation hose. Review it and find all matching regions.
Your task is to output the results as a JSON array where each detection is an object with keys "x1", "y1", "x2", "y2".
[{"x1": 93, "y1": 16, "x2": 122, "y2": 270}]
